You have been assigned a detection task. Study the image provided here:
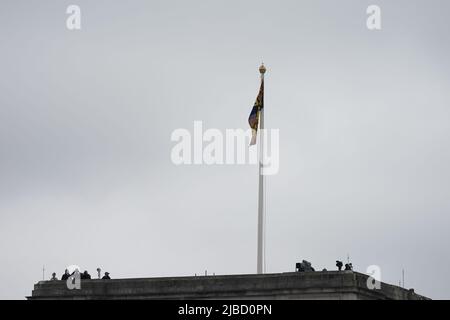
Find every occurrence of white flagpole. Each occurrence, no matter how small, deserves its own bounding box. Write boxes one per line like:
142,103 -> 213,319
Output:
257,64 -> 266,274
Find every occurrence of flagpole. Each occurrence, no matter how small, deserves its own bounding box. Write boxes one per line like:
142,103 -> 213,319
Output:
257,63 -> 266,274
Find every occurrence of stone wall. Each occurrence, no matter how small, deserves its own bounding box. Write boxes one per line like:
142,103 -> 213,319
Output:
28,271 -> 429,300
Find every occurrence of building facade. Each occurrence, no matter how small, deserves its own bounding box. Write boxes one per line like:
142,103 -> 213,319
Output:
28,271 -> 429,300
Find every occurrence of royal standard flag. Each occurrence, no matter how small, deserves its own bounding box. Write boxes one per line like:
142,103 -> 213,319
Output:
248,80 -> 264,145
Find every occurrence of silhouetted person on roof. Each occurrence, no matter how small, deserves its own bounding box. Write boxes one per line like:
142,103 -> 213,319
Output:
344,263 -> 353,271
61,269 -> 70,281
50,272 -> 58,281
336,260 -> 343,271
81,270 -> 91,280
102,272 -> 111,280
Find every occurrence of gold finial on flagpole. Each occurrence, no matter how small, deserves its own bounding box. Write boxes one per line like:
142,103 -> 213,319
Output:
259,63 -> 266,74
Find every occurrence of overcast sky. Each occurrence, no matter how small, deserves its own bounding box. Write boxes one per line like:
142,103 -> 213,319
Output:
1,0 -> 449,299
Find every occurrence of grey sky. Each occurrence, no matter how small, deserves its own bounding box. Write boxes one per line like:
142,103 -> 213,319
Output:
1,0 -> 449,299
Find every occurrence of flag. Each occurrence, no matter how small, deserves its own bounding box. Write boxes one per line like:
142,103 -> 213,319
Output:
248,79 -> 264,145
